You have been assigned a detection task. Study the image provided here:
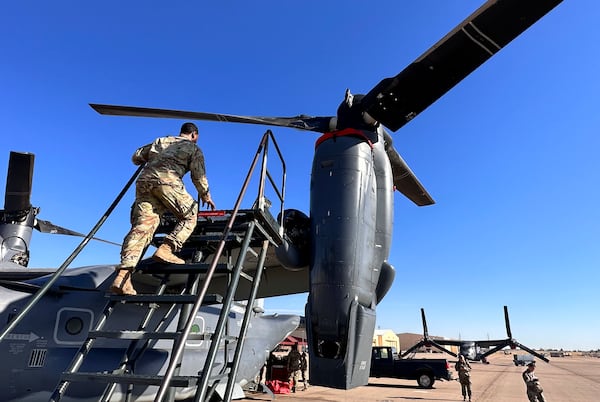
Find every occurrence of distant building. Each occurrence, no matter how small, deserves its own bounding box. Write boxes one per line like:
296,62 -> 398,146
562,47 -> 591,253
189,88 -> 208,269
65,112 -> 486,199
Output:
372,329 -> 399,350
397,333 -> 423,352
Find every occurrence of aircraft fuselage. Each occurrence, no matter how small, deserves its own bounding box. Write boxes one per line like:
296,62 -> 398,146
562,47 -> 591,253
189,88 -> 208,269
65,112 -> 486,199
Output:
0,266 -> 299,401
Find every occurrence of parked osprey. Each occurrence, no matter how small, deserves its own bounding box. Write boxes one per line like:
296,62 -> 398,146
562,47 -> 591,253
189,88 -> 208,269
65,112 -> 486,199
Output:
0,0 -> 563,399
402,307 -> 549,363
90,0 -> 563,390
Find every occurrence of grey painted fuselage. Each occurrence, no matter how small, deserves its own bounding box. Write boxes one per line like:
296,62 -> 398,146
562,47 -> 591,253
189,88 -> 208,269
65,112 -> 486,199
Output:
307,126 -> 395,389
0,265 -> 299,401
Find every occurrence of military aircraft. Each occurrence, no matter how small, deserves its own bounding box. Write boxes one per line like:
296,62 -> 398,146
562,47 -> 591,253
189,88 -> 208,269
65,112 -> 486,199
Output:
89,0 -> 563,390
402,307 -> 549,363
0,151 -> 301,401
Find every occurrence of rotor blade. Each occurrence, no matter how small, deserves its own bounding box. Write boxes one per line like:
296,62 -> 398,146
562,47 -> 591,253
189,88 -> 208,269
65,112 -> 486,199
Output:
361,0 -> 563,132
504,305 -> 513,339
512,341 -> 550,363
400,341 -> 426,358
428,341 -> 458,357
90,103 -> 333,133
383,131 -> 434,206
34,219 -> 121,246
4,151 -> 34,211
421,308 -> 429,338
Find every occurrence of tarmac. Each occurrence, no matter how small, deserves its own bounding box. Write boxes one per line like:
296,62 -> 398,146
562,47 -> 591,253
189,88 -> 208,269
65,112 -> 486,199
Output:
240,352 -> 600,401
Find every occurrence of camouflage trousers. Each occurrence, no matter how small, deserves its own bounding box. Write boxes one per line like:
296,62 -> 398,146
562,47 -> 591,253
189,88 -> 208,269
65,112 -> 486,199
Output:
120,180 -> 198,268
527,391 -> 546,402
458,373 -> 472,398
288,369 -> 302,387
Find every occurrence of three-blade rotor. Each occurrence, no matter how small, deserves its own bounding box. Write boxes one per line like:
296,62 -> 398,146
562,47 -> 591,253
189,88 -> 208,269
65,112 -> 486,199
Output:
89,0 -> 563,208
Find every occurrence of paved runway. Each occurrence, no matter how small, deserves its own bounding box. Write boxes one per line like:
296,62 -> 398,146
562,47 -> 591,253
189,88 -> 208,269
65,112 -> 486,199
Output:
241,353 -> 600,401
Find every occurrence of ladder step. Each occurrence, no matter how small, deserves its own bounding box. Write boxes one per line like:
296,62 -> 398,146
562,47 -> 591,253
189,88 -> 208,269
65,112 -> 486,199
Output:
239,271 -> 253,282
188,232 -> 245,242
89,330 -> 212,340
107,294 -> 223,305
137,262 -> 231,274
61,372 -> 198,387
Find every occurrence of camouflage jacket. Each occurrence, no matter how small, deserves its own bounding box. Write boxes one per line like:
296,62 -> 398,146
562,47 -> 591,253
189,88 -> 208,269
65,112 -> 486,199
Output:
455,359 -> 471,380
522,370 -> 543,393
287,349 -> 302,371
133,136 -> 210,200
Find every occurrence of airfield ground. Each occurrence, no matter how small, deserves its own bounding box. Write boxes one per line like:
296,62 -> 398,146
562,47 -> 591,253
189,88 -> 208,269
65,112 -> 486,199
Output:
240,352 -> 600,401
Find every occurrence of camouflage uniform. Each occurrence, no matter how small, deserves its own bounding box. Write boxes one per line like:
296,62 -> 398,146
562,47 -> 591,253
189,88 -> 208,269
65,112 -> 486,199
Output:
287,347 -> 303,392
523,367 -> 546,402
300,351 -> 308,390
455,356 -> 472,401
120,135 -> 211,268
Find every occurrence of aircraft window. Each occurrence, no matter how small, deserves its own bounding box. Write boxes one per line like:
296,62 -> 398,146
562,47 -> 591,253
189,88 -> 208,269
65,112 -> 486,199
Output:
54,307 -> 93,345
186,317 -> 205,347
65,317 -> 84,335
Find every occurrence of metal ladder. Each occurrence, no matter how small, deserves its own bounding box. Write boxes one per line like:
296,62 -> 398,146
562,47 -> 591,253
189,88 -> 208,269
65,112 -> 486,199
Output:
48,130 -> 287,402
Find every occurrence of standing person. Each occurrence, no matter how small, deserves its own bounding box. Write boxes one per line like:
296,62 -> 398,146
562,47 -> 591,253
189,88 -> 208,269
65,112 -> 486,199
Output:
300,350 -> 308,390
455,354 -> 472,402
523,361 -> 546,402
287,343 -> 302,393
111,122 -> 216,295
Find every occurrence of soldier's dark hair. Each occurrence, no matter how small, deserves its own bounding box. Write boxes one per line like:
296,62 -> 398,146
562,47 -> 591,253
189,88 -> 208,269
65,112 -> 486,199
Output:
180,122 -> 198,135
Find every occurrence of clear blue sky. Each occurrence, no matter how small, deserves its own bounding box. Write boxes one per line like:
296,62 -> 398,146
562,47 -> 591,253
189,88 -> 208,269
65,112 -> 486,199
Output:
1,1 -> 598,351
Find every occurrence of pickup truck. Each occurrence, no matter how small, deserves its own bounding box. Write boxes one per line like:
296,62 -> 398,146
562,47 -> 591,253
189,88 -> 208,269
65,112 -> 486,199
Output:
370,346 -> 453,388
513,354 -> 535,366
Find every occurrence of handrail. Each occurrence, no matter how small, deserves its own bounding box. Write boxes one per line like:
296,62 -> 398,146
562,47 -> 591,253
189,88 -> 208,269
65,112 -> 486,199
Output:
255,130 -> 287,237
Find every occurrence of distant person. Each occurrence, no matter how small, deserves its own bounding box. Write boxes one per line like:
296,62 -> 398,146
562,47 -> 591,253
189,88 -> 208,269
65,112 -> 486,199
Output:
522,361 -> 546,402
300,350 -> 308,390
455,354 -> 472,401
111,122 -> 216,295
287,343 -> 303,393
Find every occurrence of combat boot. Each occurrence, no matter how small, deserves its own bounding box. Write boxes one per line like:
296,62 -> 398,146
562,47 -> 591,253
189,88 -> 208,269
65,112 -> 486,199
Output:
152,243 -> 185,264
110,268 -> 137,295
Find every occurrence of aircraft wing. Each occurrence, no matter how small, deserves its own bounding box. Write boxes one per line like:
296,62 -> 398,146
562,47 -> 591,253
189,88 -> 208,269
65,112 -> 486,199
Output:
475,339 -> 510,349
133,245 -> 310,300
433,338 -> 465,347
209,245 -> 310,300
134,209 -> 311,299
361,0 -> 564,132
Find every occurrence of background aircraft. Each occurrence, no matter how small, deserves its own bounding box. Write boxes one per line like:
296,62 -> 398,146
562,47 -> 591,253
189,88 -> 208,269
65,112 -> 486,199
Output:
402,307 -> 549,363
90,0 -> 563,390
0,151 -> 300,401
0,151 -> 120,270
